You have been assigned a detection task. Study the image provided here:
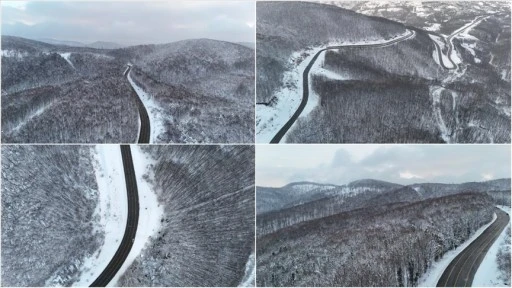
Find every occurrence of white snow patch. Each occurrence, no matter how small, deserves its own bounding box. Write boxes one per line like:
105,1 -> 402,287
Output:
1,49 -> 29,58
238,252 -> 255,287
58,52 -> 75,69
424,23 -> 441,32
108,146 -> 164,286
291,183 -> 337,193
256,29 -> 414,143
127,71 -> 166,144
473,206 -> 510,287
418,212 -> 498,287
430,86 -> 452,143
71,146 -> 128,286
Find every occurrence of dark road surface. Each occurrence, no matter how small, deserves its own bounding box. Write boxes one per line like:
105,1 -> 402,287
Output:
269,30 -> 415,143
125,66 -> 150,143
437,208 -> 510,287
90,145 -> 140,287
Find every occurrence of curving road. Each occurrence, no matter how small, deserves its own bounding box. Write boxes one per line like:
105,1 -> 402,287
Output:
430,15 -> 489,70
270,30 -> 416,143
437,208 -> 510,287
90,145 -> 140,287
125,66 -> 150,143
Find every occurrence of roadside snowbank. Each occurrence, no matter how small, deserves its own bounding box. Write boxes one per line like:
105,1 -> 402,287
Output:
418,212 -> 498,287
109,146 -> 163,286
473,206 -> 511,287
71,146 -> 128,286
238,252 -> 255,287
127,71 -> 166,143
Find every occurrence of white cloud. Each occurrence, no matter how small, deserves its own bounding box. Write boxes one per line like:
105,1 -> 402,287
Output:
1,1 -> 255,45
399,171 -> 424,179
257,145 -> 511,187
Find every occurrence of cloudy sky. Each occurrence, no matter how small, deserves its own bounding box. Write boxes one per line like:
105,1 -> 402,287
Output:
257,145 -> 511,187
1,1 -> 255,45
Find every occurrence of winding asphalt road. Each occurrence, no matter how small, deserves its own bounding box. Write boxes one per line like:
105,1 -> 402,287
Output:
269,30 -> 416,143
430,15 -> 489,70
90,145 -> 140,287
437,208 -> 510,287
125,66 -> 150,143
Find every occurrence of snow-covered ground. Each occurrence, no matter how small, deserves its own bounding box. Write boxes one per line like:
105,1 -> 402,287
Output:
430,86 -> 458,143
418,212 -> 498,287
256,29 -> 414,143
473,206 -> 511,287
127,71 -> 166,143
58,52 -> 75,69
424,23 -> 441,32
429,34 -> 455,69
238,252 -> 255,287
69,146 -> 128,286
1,49 -> 29,58
109,146 -> 163,286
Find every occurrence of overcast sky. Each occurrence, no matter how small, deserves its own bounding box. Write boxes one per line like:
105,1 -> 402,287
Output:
257,145 -> 511,187
1,1 -> 255,45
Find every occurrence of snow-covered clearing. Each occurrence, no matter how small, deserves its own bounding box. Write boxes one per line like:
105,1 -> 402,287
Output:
256,29 -> 414,143
70,146 -> 128,286
58,53 -> 75,69
418,212 -> 498,287
1,49 -> 29,58
430,86 -> 454,143
424,23 -> 441,32
109,146 -> 163,286
238,252 -> 255,287
127,71 -> 166,144
473,206 -> 511,287
461,42 -> 482,63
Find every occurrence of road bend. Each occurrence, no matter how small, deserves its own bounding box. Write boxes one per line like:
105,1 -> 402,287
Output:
125,65 -> 150,143
437,208 -> 510,287
270,29 -> 415,143
90,145 -> 140,287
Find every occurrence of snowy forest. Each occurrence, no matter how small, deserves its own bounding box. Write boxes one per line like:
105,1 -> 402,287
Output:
256,178 -> 511,286
2,145 -> 255,287
117,145 -> 255,286
256,1 -> 511,143
1,145 -> 100,286
1,36 -> 255,143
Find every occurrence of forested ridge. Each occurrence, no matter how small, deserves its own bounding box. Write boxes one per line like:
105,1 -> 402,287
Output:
2,36 -> 254,143
257,178 -> 511,286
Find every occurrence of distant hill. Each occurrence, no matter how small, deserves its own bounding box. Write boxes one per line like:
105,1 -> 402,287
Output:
257,178 -> 511,234
36,38 -> 125,49
87,41 -> 125,49
37,38 -> 86,47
